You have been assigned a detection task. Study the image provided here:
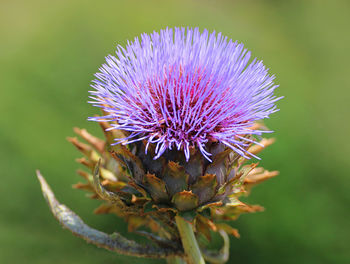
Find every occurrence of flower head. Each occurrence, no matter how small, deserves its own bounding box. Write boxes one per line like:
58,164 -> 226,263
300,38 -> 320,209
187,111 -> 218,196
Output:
89,27 -> 281,161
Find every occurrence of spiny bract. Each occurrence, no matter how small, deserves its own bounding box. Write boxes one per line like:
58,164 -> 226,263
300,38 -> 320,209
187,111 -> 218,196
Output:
70,123 -> 278,243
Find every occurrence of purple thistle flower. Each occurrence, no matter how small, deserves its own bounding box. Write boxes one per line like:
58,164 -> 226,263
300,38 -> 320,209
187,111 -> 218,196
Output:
89,27 -> 281,162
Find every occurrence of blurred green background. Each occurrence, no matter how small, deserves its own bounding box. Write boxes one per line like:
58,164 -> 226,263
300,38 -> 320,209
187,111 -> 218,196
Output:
1,0 -> 349,263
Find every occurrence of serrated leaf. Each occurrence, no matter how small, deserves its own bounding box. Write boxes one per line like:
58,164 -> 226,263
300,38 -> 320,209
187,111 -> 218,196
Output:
37,171 -> 183,258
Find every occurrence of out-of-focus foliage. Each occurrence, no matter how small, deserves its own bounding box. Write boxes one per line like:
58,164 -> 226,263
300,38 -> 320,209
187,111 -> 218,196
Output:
0,0 -> 349,263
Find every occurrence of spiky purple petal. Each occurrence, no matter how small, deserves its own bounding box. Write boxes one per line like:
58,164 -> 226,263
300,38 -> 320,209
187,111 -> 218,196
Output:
89,27 -> 281,161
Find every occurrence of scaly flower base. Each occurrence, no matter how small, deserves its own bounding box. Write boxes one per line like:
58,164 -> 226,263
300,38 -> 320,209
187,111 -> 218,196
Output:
37,125 -> 277,263
37,171 -> 231,263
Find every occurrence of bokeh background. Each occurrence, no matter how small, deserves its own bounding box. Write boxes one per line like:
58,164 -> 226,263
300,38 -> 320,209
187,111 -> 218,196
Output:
1,0 -> 349,263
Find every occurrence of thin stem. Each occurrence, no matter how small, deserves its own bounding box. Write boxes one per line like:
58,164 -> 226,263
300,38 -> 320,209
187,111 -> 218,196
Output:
175,215 -> 205,264
166,256 -> 187,264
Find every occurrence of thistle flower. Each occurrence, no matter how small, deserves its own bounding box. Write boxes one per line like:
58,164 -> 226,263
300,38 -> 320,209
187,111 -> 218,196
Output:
89,27 -> 281,162
37,27 -> 281,264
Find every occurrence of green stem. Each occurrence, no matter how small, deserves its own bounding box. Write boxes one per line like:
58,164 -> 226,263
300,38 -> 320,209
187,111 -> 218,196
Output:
175,215 -> 205,264
166,256 -> 186,264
